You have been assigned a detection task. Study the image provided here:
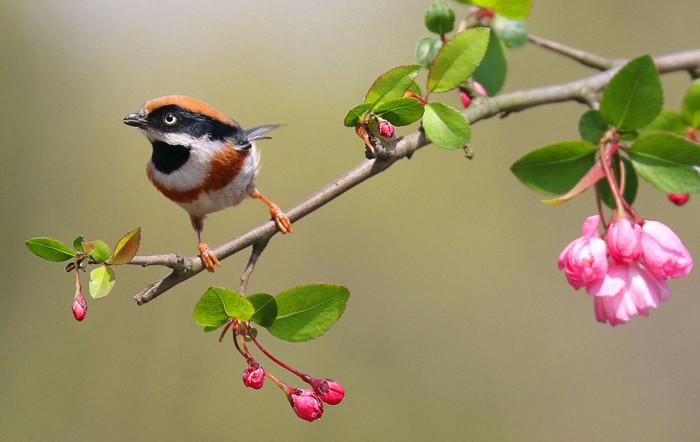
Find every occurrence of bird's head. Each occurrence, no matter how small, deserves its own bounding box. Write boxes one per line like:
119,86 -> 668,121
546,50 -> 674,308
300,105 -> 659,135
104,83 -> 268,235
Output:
123,95 -> 248,148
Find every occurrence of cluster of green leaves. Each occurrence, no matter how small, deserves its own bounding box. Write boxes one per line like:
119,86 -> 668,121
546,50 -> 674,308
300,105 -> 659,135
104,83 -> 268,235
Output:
194,284 -> 350,342
417,0 -> 529,96
25,228 -> 141,298
344,0 -> 533,153
511,56 -> 700,206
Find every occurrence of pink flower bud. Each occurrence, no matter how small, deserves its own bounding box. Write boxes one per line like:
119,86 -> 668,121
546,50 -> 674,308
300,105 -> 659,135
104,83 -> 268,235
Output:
242,363 -> 265,390
289,389 -> 324,422
472,81 -> 488,96
667,193 -> 689,206
378,120 -> 395,138
606,217 -> 642,263
310,378 -> 345,405
459,90 -> 471,108
72,294 -> 87,321
640,221 -> 693,279
558,215 -> 608,289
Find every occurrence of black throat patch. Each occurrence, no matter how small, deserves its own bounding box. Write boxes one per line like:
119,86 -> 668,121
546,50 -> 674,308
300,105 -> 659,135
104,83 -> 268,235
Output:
150,141 -> 191,174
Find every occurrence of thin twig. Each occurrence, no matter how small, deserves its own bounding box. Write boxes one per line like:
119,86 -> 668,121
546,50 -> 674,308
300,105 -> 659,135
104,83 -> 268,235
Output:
528,34 -> 616,70
129,48 -> 700,306
238,239 -> 269,294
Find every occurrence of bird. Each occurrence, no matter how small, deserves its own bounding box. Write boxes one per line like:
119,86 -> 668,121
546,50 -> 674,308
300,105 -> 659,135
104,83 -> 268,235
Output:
123,95 -> 292,272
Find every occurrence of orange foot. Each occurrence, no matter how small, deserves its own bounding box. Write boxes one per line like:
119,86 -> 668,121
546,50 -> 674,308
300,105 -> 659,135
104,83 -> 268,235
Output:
198,242 -> 222,272
269,204 -> 293,234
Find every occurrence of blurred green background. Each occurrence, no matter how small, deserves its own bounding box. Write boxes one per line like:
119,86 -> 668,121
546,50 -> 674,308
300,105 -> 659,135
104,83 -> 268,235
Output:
2,1 -> 699,440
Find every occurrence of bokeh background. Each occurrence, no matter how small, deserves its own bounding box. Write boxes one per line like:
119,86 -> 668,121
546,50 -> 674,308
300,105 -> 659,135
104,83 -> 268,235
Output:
2,1 -> 699,440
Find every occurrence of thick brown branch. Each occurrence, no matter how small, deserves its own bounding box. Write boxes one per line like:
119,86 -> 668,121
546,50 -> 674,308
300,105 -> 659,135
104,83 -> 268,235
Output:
528,34 -> 616,70
130,47 -> 700,305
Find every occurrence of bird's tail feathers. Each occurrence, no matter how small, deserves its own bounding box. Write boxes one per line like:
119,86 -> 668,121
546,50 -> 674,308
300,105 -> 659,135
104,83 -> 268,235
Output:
245,124 -> 283,142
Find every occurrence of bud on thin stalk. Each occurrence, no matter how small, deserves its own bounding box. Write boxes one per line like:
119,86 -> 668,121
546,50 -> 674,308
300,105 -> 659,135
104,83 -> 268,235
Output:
309,377 -> 346,405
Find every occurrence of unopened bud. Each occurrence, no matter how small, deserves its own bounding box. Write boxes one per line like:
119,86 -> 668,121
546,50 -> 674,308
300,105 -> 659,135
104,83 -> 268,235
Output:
459,90 -> 471,108
310,378 -> 345,405
72,294 -> 87,321
378,120 -> 395,138
289,389 -> 324,422
242,363 -> 265,389
472,81 -> 488,96
667,193 -> 689,206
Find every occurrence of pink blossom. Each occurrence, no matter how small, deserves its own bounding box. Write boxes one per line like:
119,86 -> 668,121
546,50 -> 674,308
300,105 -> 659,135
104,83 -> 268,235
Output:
289,389 -> 324,422
378,120 -> 395,138
606,217 -> 642,263
592,261 -> 670,326
310,378 -> 345,405
558,215 -> 608,289
242,363 -> 265,390
640,221 -> 693,279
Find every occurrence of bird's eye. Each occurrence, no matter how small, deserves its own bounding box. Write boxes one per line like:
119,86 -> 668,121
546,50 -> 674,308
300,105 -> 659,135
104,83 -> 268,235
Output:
163,114 -> 178,125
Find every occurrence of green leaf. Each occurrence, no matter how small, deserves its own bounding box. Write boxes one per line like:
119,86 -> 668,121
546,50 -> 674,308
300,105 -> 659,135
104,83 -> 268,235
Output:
473,32 -> 507,95
88,266 -> 116,299
428,27 -> 490,93
416,36 -> 443,69
343,103 -> 372,127
596,156 -> 638,209
511,141 -> 598,195
578,110 -> 609,144
267,284 -> 350,342
639,110 -> 688,137
108,227 -> 141,265
629,133 -> 700,193
600,55 -> 663,130
193,287 -> 255,330
90,240 -> 111,264
248,293 -> 278,327
682,79 -> 700,127
422,102 -> 471,149
472,0 -> 532,20
364,65 -> 422,108
72,235 -> 85,252
373,98 -> 425,126
425,1 -> 455,34
25,237 -> 75,262
492,16 -> 528,48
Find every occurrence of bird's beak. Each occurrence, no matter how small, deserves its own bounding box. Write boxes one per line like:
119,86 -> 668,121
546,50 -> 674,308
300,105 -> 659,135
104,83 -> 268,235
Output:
123,112 -> 148,128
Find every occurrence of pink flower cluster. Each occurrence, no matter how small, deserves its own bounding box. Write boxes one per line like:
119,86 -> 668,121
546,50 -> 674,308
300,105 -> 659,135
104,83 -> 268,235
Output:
559,215 -> 693,326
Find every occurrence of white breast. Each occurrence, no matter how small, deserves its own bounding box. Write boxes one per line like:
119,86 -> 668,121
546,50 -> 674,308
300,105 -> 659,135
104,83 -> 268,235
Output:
178,145 -> 261,218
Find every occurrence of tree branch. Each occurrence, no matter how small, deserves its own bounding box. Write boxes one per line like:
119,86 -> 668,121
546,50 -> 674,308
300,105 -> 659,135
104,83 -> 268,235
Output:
528,34 -> 616,70
129,47 -> 700,306
238,239 -> 269,294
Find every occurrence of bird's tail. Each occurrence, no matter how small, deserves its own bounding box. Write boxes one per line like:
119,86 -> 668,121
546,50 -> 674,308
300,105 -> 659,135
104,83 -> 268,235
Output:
244,124 -> 283,142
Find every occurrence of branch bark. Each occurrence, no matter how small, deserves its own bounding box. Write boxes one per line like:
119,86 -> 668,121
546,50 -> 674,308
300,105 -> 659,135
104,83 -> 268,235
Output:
527,34 -> 616,70
129,47 -> 700,306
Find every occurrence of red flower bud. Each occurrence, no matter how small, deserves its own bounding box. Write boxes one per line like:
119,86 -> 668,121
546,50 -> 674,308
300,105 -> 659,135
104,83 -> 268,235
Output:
289,389 -> 324,422
667,193 -> 689,206
310,378 -> 345,405
242,363 -> 265,389
459,90 -> 471,108
378,120 -> 395,138
72,294 -> 87,321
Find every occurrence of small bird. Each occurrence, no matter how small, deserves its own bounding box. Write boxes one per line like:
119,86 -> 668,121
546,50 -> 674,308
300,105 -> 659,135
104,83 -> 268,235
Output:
123,95 -> 292,272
